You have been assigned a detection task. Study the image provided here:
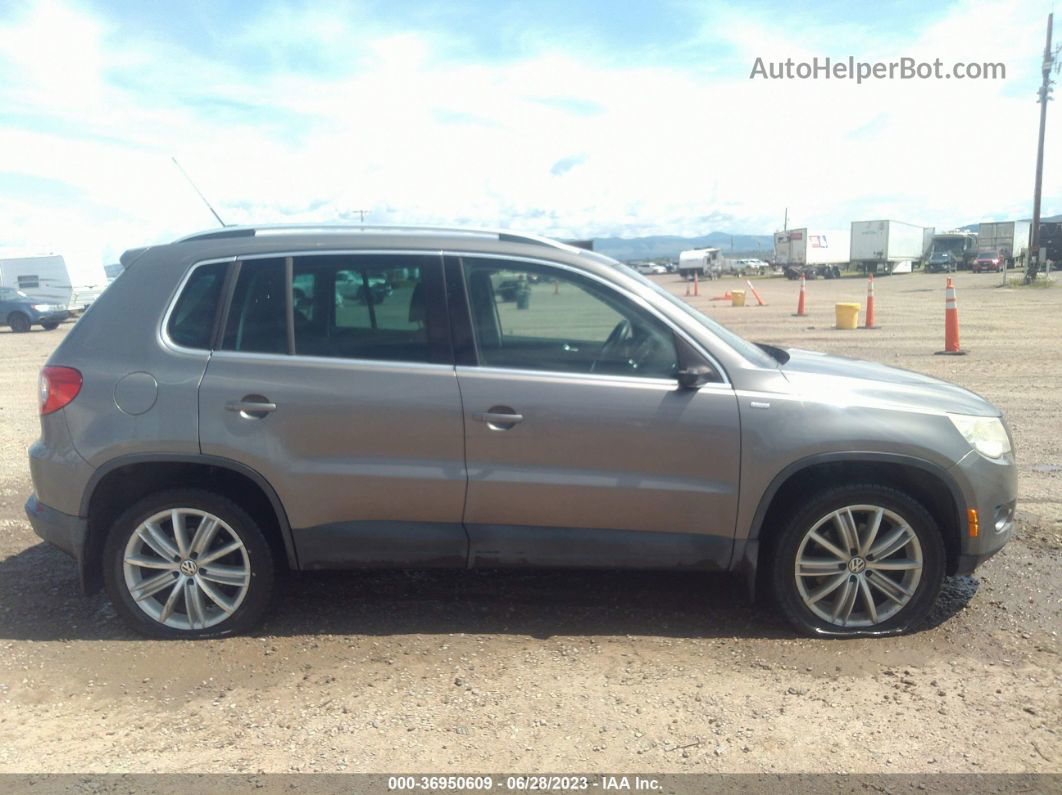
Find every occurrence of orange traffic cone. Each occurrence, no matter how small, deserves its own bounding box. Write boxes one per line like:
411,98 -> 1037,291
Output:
935,277 -> 966,355
745,280 -> 766,306
863,274 -> 879,329
793,275 -> 807,316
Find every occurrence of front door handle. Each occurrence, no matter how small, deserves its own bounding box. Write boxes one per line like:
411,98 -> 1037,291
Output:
474,406 -> 524,430
226,395 -> 277,419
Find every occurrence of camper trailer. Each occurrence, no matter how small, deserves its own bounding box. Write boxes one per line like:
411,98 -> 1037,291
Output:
0,255 -> 72,306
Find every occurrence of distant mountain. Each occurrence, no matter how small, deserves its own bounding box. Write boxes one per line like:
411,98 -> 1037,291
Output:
594,233 -> 773,262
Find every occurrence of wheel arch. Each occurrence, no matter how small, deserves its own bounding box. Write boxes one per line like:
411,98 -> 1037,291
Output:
735,453 -> 966,600
80,454 -> 298,594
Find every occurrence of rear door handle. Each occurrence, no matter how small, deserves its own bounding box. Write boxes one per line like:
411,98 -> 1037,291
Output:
474,406 -> 524,429
226,396 -> 277,418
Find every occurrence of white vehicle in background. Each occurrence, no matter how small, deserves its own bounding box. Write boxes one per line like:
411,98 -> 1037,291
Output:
736,258 -> 770,275
977,220 -> 1032,267
774,228 -> 850,279
850,220 -> 927,275
0,255 -> 72,306
68,262 -> 112,313
634,262 -> 668,275
678,248 -> 723,280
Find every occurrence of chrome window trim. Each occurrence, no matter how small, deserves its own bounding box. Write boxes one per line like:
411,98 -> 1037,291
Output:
160,248 -> 731,386
456,364 -> 735,392
446,250 -> 732,387
161,250 -> 448,364
208,348 -> 457,374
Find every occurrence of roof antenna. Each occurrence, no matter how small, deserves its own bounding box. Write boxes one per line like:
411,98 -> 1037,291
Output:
171,156 -> 226,227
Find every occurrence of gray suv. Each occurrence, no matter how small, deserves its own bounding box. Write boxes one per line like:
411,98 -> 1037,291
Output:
25,226 -> 1016,639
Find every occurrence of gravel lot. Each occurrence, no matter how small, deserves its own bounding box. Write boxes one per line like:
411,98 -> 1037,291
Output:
0,271 -> 1058,774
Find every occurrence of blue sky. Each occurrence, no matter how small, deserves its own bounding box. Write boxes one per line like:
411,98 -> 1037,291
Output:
0,0 -> 1058,266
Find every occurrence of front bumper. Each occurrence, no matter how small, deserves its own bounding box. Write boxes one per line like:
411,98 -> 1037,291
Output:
25,494 -> 90,582
948,449 -> 1018,575
31,310 -> 71,324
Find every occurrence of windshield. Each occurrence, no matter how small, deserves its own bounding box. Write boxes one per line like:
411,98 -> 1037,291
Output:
933,238 -> 964,255
612,261 -> 778,368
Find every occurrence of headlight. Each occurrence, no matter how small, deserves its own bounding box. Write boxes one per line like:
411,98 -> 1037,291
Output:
948,414 -> 1012,459
32,304 -> 50,311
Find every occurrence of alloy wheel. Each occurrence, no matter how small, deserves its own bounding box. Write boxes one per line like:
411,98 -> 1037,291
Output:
794,504 -> 924,628
122,508 -> 251,630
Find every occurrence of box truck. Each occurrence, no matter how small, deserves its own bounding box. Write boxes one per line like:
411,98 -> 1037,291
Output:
0,255 -> 72,306
850,220 -> 927,274
977,220 -> 1032,266
773,228 -> 850,279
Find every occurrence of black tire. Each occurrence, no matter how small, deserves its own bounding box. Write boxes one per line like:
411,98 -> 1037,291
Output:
102,489 -> 276,639
769,484 -> 945,638
41,321 -> 60,330
8,313 -> 30,333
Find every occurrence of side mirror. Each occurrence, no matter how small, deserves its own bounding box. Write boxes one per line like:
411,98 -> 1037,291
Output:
677,365 -> 715,389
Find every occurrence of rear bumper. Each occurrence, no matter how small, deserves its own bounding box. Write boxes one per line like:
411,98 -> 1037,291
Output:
25,494 -> 90,583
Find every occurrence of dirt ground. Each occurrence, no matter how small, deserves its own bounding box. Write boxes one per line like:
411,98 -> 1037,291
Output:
0,270 -> 1059,775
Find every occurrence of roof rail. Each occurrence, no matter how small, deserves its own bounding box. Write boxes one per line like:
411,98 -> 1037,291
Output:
173,224 -> 581,253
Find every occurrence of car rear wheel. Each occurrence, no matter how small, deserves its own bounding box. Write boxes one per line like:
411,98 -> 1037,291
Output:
8,312 -> 30,333
102,489 -> 275,639
770,484 -> 945,637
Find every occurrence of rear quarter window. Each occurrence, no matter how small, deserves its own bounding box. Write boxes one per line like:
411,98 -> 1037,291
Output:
167,262 -> 226,349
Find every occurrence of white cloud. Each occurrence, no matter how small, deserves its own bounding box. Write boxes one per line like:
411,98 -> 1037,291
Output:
0,0 -> 1057,265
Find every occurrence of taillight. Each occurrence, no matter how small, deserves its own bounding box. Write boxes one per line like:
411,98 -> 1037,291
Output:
39,366 -> 82,415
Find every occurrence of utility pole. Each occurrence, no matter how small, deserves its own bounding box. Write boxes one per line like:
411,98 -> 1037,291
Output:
783,208 -> 788,231
352,209 -> 369,223
1027,12 -> 1059,283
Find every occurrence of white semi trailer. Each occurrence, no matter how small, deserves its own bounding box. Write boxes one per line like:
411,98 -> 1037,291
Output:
773,228 -> 850,279
977,220 -> 1032,265
850,220 -> 927,274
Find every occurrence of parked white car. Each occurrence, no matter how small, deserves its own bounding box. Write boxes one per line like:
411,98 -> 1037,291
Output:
737,258 -> 770,275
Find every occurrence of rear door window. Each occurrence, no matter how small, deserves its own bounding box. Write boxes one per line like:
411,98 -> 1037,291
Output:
292,256 -> 439,363
217,254 -> 449,363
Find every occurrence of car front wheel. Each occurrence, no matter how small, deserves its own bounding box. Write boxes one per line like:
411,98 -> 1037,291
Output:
102,489 -> 275,639
770,485 -> 945,637
8,312 -> 31,333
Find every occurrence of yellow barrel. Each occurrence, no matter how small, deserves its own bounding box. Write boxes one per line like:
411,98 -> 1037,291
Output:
835,302 -> 861,329
731,290 -> 746,307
